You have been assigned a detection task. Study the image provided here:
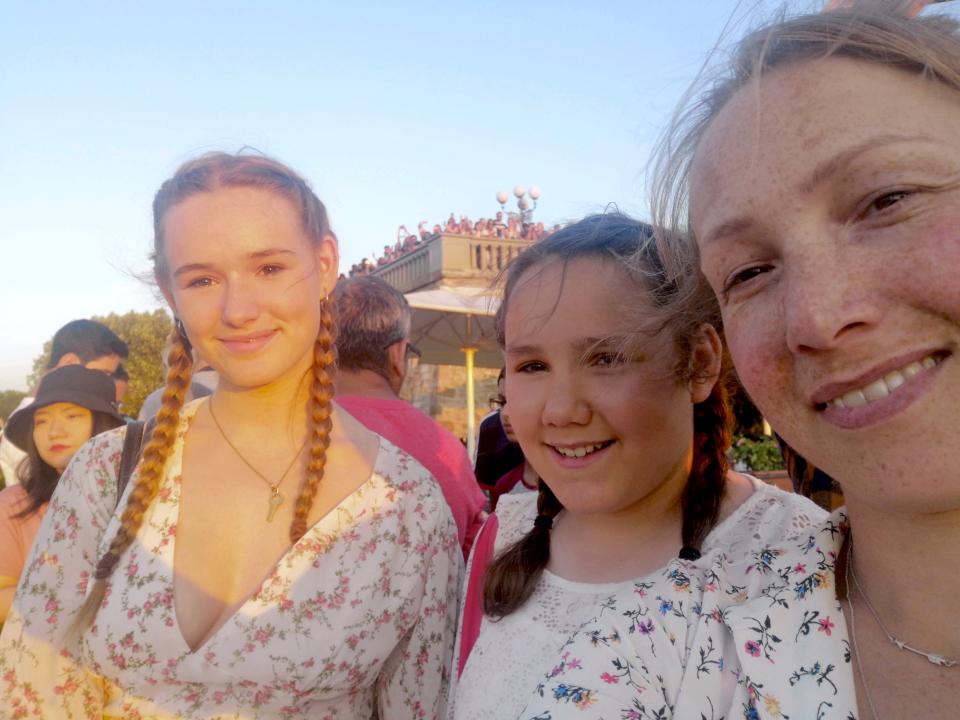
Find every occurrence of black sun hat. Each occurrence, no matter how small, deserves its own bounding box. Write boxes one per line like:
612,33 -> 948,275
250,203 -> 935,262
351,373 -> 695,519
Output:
4,365 -> 123,451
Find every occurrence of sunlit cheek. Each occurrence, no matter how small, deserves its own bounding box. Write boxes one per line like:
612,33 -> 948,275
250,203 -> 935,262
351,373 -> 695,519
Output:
908,212 -> 960,307
724,309 -> 792,406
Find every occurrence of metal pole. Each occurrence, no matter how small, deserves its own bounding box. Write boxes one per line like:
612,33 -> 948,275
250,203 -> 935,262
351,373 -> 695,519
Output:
464,346 -> 477,459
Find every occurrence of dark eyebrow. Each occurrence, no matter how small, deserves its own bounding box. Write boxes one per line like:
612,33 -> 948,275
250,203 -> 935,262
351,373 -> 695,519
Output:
699,134 -> 936,249
505,336 -> 626,359
504,344 -> 539,359
172,248 -> 297,278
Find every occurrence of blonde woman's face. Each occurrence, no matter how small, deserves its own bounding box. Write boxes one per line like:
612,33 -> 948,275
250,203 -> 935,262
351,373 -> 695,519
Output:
160,187 -> 338,392
33,402 -> 94,472
691,57 -> 960,511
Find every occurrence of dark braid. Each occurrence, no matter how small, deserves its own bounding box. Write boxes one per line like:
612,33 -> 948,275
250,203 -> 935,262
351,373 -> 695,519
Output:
483,480 -> 564,619
680,375 -> 732,553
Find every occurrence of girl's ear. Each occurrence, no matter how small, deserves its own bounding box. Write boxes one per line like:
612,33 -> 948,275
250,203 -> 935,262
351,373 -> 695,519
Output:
688,323 -> 723,404
160,286 -> 177,317
313,234 -> 340,293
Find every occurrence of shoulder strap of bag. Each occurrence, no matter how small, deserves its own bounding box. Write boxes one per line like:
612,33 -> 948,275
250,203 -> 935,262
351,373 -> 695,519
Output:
457,512 -> 500,678
115,417 -> 155,510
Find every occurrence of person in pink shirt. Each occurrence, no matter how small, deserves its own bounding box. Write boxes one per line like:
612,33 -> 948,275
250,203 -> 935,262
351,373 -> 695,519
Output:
334,275 -> 486,556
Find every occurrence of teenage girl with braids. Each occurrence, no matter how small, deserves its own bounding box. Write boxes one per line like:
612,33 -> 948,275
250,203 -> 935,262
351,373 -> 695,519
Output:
0,152 -> 460,719
448,213 -> 823,720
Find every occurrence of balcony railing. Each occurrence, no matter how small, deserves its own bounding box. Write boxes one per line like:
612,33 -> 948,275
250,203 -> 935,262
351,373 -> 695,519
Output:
371,233 -> 530,292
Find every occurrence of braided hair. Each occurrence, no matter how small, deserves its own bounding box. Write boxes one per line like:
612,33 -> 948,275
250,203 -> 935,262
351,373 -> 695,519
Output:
72,151 -> 338,633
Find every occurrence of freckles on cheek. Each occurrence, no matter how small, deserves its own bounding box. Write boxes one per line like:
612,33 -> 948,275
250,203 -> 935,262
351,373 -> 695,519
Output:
724,315 -> 790,404
923,213 -> 960,274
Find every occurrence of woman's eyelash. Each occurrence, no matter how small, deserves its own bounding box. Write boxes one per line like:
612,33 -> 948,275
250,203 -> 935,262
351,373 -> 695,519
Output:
723,265 -> 771,293
516,361 -> 546,373
865,189 -> 912,215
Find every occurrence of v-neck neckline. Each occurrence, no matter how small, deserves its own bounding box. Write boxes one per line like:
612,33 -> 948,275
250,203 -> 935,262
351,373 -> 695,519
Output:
161,400 -> 383,656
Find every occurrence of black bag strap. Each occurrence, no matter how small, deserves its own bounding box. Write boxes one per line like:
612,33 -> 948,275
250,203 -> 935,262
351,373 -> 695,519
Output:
116,417 -> 155,510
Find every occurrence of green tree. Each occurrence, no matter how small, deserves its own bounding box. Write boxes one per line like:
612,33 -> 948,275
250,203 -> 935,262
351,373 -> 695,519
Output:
28,310 -> 173,418
0,390 -> 27,422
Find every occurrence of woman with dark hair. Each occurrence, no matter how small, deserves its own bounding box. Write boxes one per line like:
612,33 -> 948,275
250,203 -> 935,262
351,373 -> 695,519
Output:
0,152 -> 460,718
0,365 -> 123,621
449,213 -> 822,719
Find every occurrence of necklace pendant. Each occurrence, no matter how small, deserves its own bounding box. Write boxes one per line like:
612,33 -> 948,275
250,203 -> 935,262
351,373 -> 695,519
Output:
266,486 -> 284,522
928,654 -> 958,668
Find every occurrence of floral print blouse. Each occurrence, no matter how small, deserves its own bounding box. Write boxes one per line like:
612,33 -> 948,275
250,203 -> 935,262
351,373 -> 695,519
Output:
518,510 -> 857,720
0,400 -> 461,719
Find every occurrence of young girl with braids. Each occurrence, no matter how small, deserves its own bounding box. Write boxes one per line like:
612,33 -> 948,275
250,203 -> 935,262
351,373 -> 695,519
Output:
448,213 -> 823,720
0,152 -> 460,719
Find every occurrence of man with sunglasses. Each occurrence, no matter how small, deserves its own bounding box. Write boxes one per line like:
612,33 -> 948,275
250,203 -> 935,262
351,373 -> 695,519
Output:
333,276 -> 486,557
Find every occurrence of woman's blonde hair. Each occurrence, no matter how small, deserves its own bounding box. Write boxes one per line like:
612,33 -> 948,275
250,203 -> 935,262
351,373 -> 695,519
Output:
74,152 -> 338,632
650,1 -> 960,259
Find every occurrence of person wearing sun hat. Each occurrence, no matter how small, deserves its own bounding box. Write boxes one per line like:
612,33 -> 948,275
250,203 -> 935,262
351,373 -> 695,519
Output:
0,365 -> 124,622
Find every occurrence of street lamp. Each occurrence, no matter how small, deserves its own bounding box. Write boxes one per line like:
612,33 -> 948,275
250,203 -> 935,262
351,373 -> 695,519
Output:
497,185 -> 541,224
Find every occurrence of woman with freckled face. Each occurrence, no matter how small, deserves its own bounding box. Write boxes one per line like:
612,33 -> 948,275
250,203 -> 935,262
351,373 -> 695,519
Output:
520,5 -> 960,720
0,152 -> 461,719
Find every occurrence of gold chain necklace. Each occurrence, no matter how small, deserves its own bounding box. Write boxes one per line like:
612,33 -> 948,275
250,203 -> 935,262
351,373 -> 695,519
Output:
207,400 -> 307,522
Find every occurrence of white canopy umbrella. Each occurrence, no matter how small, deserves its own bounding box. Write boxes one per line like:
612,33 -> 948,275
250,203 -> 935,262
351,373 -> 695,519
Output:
405,285 -> 502,457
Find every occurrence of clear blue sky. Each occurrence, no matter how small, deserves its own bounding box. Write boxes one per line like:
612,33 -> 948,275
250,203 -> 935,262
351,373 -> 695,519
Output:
0,0 -> 866,389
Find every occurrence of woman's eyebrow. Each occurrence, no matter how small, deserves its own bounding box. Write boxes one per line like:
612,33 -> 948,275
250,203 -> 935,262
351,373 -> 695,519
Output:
798,133 -> 938,194
173,249 -> 297,277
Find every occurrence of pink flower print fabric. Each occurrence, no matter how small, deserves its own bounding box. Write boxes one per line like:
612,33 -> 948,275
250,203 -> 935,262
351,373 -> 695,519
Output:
0,400 -> 461,719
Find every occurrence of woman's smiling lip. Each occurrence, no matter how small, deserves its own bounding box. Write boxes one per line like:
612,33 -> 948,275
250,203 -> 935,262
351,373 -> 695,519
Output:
218,329 -> 279,353
48,444 -> 71,453
808,347 -> 947,406
817,352 -> 947,430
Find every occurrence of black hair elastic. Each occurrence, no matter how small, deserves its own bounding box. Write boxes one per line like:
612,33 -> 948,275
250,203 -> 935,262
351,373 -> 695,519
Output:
678,546 -> 702,561
533,514 -> 554,530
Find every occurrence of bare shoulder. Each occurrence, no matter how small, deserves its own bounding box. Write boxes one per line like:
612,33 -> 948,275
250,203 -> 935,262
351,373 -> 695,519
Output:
716,470 -> 757,524
329,404 -> 380,467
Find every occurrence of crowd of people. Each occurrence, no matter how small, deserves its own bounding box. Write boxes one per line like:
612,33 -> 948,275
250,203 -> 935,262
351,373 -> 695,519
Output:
346,214 -> 562,278
1,3 -> 958,718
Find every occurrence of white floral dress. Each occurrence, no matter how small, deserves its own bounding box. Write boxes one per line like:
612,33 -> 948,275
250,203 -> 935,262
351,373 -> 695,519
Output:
518,510 -> 856,720
449,478 -> 825,720
0,400 -> 461,719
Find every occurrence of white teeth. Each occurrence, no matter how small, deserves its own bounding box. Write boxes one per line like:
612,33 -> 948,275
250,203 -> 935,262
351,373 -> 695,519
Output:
554,443 -> 605,458
826,354 -> 941,410
842,389 -> 868,407
884,369 -> 905,391
902,362 -> 923,378
861,378 -> 890,403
